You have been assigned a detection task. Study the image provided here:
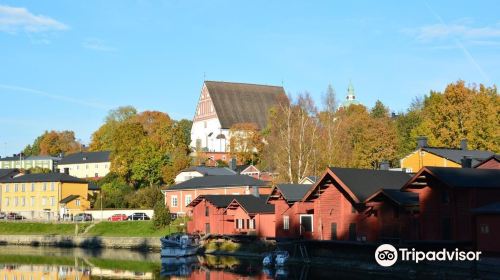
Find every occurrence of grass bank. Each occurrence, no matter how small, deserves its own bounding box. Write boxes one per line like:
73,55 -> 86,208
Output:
0,220 -> 184,237
85,221 -> 179,237
0,221 -> 89,235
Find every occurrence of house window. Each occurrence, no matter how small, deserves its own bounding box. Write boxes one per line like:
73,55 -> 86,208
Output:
5,197 -> 9,206
300,214 -> 313,233
249,219 -> 256,230
75,199 -> 81,206
283,216 -> 290,230
21,197 -> 25,206
14,197 -> 18,206
5,184 -> 9,192
21,184 -> 25,192
442,190 -> 450,204
50,197 -> 55,206
205,206 -> 209,217
236,219 -> 244,229
171,196 -> 178,207
31,183 -> 35,192
50,182 -> 55,191
31,197 -> 35,206
480,224 -> 489,234
41,197 -> 47,206
14,184 -> 18,192
95,164 -> 98,168
185,195 -> 192,206
42,183 -> 47,191
86,164 -> 89,169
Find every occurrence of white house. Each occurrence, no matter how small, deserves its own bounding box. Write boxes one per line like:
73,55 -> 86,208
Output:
58,151 -> 111,179
190,81 -> 286,154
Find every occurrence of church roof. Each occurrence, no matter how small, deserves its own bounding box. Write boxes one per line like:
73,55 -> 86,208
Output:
205,81 -> 286,129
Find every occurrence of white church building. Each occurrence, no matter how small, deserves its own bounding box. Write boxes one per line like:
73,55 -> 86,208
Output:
190,81 -> 286,155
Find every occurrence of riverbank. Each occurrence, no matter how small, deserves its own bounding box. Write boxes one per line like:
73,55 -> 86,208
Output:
0,221 -> 179,237
0,220 -> 185,250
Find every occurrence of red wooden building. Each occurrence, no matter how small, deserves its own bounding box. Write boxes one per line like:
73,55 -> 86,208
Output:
474,154 -> 500,169
302,167 -> 412,241
225,196 -> 275,238
186,195 -> 241,235
162,175 -> 270,216
267,184 -> 314,239
364,189 -> 419,241
186,194 -> 275,238
402,167 -> 500,242
472,202 -> 500,253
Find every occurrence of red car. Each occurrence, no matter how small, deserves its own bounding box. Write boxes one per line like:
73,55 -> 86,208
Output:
108,214 -> 127,221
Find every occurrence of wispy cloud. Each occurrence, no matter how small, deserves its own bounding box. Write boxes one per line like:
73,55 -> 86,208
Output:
413,23 -> 500,42
83,38 -> 116,52
0,84 -> 109,110
0,5 -> 68,34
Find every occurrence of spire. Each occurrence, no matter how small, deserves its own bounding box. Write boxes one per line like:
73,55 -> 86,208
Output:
340,80 -> 360,108
347,81 -> 355,101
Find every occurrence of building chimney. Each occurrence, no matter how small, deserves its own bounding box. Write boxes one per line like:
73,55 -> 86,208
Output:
229,157 -> 237,171
460,139 -> 468,151
417,136 -> 428,149
379,161 -> 390,170
461,156 -> 472,168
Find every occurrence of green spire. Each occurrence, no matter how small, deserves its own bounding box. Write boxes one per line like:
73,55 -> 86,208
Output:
341,81 -> 360,108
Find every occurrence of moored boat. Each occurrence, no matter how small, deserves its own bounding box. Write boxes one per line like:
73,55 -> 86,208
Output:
160,234 -> 199,258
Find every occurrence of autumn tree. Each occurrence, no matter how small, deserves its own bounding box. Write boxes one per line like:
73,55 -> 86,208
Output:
264,92 -> 320,183
23,130 -> 82,157
229,123 -> 263,165
412,80 -> 499,151
89,106 -> 138,151
317,84 -> 338,167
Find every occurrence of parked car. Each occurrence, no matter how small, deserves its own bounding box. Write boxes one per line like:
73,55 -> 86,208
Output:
0,212 -> 6,220
108,214 -> 127,222
6,212 -> 25,220
74,213 -> 93,222
127,213 -> 150,221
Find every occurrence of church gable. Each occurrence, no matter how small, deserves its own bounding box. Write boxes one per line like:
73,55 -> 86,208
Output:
193,83 -> 218,122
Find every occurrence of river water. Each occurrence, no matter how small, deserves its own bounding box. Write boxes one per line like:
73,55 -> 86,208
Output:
0,246 -> 498,279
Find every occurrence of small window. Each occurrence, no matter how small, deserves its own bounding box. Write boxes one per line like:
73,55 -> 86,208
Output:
50,182 -> 55,191
480,224 -> 489,234
283,216 -> 290,230
21,183 -> 25,192
171,196 -> 178,207
42,183 -> 47,191
205,206 -> 210,217
5,184 -> 9,192
185,195 -> 192,206
5,197 -> 9,206
50,197 -> 55,206
21,197 -> 25,206
300,215 -> 313,233
41,197 -> 47,206
75,199 -> 81,206
14,184 -> 18,192
249,219 -> 256,230
95,164 -> 98,168
31,183 -> 35,192
31,197 -> 35,206
14,197 -> 18,206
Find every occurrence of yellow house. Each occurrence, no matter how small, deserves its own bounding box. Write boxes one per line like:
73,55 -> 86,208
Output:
400,137 -> 495,173
0,173 -> 94,220
57,151 -> 111,179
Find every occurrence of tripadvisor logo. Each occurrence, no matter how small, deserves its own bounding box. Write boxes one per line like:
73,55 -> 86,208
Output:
375,244 -> 482,267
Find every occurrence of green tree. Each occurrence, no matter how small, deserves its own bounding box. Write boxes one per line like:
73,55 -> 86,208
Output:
371,100 -> 390,118
153,201 -> 171,229
126,185 -> 164,208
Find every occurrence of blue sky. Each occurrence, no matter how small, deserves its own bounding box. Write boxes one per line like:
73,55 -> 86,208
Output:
1,1 -> 499,156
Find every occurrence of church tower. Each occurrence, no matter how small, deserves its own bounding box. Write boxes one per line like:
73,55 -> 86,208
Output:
341,81 -> 360,108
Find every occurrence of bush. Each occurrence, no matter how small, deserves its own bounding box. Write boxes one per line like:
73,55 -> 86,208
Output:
153,201 -> 171,229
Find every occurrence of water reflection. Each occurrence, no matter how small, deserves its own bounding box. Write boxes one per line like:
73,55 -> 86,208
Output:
0,246 -> 496,279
